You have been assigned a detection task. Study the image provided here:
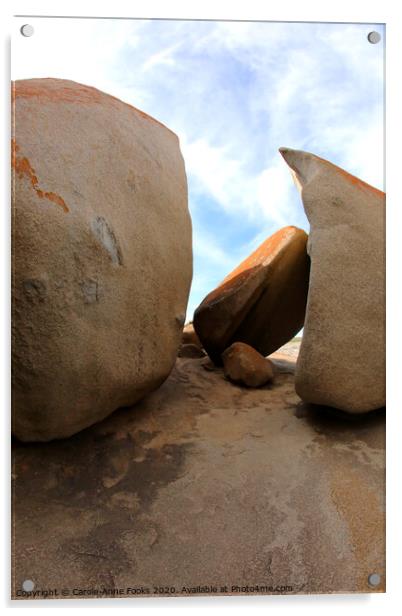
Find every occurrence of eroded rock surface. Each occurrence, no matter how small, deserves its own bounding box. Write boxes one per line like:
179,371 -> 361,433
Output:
11,345 -> 385,598
12,78 -> 192,441
182,323 -> 202,348
280,147 -> 385,413
178,344 -> 206,358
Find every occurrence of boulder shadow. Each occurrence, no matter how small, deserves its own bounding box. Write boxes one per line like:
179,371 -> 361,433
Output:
295,401 -> 385,438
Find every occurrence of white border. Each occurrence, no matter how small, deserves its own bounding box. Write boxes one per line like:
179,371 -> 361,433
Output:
2,1 -> 401,614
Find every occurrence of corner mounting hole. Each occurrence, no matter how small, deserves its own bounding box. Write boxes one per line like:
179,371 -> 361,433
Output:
20,24 -> 34,37
22,579 -> 35,591
367,31 -> 381,44
368,572 -> 381,587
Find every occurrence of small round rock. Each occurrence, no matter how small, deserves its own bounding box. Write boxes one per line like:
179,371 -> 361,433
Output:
222,342 -> 275,388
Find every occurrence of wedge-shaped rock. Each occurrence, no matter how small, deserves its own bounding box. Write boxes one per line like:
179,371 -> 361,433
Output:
193,226 -> 310,363
280,147 -> 385,413
12,78 -> 192,441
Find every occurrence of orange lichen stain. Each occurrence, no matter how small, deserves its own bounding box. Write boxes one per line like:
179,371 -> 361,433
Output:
202,264 -> 262,305
12,78 -> 177,138
201,226 -> 306,305
11,139 -> 69,213
223,226 -> 299,284
315,153 -> 385,199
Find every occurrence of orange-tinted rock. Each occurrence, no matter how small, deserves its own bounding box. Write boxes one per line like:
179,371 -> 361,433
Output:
12,78 -> 192,441
182,322 -> 202,348
280,147 -> 385,413
222,342 -> 275,387
193,226 -> 310,364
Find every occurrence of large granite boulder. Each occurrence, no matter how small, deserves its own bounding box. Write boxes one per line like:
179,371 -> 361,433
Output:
193,226 -> 310,364
12,78 -> 192,441
280,147 -> 385,413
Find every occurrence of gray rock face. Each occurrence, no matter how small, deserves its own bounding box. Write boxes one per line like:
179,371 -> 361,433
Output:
280,147 -> 385,413
12,78 -> 192,441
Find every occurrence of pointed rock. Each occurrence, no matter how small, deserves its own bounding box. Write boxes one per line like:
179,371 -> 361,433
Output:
280,147 -> 385,413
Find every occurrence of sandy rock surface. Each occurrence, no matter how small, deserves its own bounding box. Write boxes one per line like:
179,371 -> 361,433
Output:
193,226 -> 309,364
178,344 -> 206,358
12,343 -> 385,598
280,147 -> 385,413
12,78 -> 192,441
182,323 -> 202,347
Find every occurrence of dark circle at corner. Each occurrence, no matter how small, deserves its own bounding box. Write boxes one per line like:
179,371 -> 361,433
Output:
20,24 -> 34,37
367,31 -> 381,44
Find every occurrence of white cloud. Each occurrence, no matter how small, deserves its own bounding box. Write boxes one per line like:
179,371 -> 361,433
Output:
255,161 -> 301,228
12,18 -> 384,314
141,41 -> 182,72
192,225 -> 236,269
181,137 -> 244,213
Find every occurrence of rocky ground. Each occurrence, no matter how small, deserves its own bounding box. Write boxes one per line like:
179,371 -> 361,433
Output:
12,342 -> 385,599
277,337 -> 302,358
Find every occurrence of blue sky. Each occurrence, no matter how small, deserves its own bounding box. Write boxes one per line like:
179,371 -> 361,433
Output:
13,18 -> 385,319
